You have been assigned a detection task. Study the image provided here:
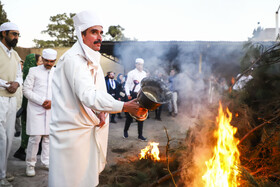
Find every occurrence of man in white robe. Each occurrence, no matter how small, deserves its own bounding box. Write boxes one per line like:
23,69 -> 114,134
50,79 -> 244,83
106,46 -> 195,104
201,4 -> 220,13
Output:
0,22 -> 22,187
49,10 -> 145,187
23,49 -> 57,177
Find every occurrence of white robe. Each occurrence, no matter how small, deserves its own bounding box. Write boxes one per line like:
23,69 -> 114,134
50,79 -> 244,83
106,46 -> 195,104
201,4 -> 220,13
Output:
49,42 -> 124,187
23,65 -> 54,135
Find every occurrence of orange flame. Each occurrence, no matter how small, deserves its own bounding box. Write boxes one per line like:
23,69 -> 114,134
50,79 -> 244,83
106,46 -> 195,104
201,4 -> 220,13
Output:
139,142 -> 160,161
231,77 -> 235,85
202,102 -> 240,187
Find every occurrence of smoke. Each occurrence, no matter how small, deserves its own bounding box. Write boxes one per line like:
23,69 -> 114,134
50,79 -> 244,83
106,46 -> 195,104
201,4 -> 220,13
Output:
114,41 -> 244,118
114,41 -> 246,185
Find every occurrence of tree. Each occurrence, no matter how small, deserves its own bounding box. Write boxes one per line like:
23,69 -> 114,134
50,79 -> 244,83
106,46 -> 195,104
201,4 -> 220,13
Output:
0,1 -> 9,25
33,13 -> 76,48
105,25 -> 132,41
34,12 -> 134,47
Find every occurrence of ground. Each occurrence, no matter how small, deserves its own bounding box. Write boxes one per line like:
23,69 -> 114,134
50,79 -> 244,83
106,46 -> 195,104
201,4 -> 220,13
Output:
7,109 -> 191,187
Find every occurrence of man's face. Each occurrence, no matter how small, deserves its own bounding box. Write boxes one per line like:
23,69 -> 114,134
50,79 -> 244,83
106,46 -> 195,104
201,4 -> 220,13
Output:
42,58 -> 55,70
135,63 -> 143,72
82,25 -> 103,51
3,30 -> 19,48
109,72 -> 115,79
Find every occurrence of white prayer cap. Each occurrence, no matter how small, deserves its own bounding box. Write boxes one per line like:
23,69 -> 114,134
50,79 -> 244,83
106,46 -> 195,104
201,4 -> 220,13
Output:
73,10 -> 103,32
0,22 -> 19,32
135,58 -> 144,64
42,49 -> 57,60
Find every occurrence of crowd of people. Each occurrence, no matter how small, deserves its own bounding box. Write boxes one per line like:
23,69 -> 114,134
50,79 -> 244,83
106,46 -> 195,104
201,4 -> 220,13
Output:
0,9 -> 251,187
0,10 -> 179,187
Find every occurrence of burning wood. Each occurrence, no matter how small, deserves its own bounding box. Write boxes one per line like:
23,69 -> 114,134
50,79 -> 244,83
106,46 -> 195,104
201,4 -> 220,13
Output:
202,102 -> 240,187
139,142 -> 160,161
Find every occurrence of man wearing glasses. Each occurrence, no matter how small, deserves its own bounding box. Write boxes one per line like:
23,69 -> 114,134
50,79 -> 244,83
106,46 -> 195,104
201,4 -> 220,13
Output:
0,22 -> 22,187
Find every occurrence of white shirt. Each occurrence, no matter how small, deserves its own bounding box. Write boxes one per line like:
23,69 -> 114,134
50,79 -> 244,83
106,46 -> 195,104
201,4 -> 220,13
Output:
233,74 -> 253,90
0,41 -> 23,88
125,68 -> 147,96
109,78 -> 116,89
23,65 -> 54,135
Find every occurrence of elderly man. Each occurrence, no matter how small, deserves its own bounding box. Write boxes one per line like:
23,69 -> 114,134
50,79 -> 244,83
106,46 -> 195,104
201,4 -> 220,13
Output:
0,22 -> 22,187
49,10 -> 144,187
23,49 -> 57,177
123,58 -> 147,141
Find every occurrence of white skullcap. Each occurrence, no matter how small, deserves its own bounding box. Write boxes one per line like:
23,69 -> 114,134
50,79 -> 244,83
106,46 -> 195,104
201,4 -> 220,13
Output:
135,58 -> 144,64
72,10 -> 103,66
73,10 -> 103,32
42,49 -> 57,60
0,22 -> 19,32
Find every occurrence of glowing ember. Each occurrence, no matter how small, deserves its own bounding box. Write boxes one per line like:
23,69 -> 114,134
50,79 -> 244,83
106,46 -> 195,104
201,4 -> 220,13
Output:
139,142 -> 160,161
202,102 -> 240,187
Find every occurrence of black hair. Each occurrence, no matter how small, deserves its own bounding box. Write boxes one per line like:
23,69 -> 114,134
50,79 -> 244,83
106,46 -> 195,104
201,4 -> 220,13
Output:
0,31 -> 9,40
35,54 -> 41,63
82,29 -> 88,36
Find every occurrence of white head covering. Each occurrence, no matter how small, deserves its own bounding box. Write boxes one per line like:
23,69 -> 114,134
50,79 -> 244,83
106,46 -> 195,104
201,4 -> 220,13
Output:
135,58 -> 144,64
73,10 -> 103,65
0,22 -> 19,32
42,48 -> 57,60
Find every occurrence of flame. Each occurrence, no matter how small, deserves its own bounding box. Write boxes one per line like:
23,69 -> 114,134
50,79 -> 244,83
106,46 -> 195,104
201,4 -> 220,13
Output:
139,142 -> 160,161
202,102 -> 240,187
231,77 -> 235,85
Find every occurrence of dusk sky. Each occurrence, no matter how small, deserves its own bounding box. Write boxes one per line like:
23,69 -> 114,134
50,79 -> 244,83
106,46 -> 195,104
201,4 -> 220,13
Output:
1,0 -> 280,47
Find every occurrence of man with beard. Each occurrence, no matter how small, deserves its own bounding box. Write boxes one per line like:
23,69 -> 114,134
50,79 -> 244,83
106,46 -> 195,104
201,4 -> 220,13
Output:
0,22 -> 23,187
23,49 -> 57,177
49,10 -> 145,187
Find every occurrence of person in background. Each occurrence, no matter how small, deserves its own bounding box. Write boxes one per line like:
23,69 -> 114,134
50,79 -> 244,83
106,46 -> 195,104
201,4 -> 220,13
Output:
105,71 -> 121,123
23,49 -> 57,177
154,70 -> 165,121
13,53 -> 43,161
49,10 -> 144,187
123,58 -> 147,141
168,69 -> 178,117
232,71 -> 253,91
116,73 -> 126,119
0,22 -> 22,187
14,59 -> 24,137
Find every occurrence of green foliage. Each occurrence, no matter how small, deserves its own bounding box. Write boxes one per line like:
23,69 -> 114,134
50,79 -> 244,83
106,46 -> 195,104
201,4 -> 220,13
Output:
33,13 -> 76,48
240,41 -> 262,71
33,12 -> 134,47
238,41 -> 280,107
0,1 -> 9,25
105,25 -> 131,41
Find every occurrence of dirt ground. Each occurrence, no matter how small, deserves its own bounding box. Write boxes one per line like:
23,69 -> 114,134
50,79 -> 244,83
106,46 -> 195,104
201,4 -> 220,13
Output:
7,109 -> 193,187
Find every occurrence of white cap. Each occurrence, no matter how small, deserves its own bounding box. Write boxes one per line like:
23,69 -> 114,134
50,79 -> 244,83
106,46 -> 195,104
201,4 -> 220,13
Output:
42,49 -> 57,60
73,10 -> 103,32
0,22 -> 19,32
135,58 -> 144,64
72,10 -> 103,65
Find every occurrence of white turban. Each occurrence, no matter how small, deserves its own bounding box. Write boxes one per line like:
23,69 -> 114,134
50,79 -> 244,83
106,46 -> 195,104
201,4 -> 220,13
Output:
73,10 -> 103,32
42,49 -> 57,60
0,22 -> 19,32
135,58 -> 144,64
73,10 -> 103,65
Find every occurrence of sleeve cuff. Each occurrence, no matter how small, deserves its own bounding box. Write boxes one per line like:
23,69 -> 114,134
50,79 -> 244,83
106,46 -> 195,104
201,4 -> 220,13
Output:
111,100 -> 124,112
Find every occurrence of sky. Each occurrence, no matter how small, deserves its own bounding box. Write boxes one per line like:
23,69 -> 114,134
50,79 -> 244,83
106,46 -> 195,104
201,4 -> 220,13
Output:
1,0 -> 280,48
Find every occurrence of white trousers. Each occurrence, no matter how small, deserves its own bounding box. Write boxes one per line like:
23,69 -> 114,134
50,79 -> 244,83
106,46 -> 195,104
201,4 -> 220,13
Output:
0,96 -> 16,179
26,135 -> 49,167
168,92 -> 178,114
